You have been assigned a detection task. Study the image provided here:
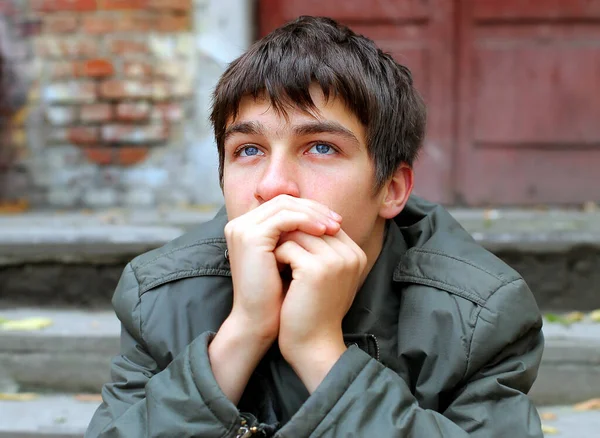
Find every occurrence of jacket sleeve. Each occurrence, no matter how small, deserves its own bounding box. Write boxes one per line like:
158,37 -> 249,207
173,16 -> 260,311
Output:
85,264 -> 243,438
276,279 -> 545,438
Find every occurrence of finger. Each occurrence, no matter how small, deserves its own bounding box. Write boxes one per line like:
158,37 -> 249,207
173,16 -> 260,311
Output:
331,229 -> 368,271
253,195 -> 342,227
281,231 -> 334,256
260,210 -> 334,241
274,240 -> 312,270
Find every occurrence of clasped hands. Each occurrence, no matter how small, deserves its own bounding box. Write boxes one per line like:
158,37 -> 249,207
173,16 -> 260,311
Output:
223,195 -> 368,392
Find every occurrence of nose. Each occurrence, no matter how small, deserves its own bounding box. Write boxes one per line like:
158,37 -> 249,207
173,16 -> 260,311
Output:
255,155 -> 300,203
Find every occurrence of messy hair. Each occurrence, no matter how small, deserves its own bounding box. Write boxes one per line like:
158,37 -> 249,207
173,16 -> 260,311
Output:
210,16 -> 426,191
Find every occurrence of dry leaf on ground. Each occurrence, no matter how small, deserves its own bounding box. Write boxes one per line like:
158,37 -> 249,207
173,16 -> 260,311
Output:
573,398 -> 600,411
0,393 -> 39,401
541,424 -> 559,435
0,317 -> 53,331
589,309 -> 600,322
540,412 -> 557,421
74,394 -> 103,402
564,311 -> 585,323
0,199 -> 29,214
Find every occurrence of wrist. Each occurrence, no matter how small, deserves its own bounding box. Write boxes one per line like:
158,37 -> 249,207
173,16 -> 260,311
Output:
208,317 -> 276,404
281,335 -> 347,393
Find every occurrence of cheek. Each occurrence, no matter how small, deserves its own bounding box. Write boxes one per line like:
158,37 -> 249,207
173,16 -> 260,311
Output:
223,176 -> 256,219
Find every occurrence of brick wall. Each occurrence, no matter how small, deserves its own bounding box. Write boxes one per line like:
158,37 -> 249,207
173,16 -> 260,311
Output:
0,0 -> 214,208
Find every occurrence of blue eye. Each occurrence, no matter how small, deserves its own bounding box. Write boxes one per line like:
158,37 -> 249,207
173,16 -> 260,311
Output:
308,143 -> 335,155
238,146 -> 263,157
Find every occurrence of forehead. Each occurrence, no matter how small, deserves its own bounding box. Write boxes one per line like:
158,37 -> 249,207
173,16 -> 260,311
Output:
226,87 -> 365,138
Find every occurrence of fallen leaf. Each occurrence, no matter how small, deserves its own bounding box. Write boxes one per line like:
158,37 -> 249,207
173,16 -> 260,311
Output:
540,412 -> 557,421
573,398 -> 600,411
544,313 -> 571,326
564,311 -> 585,323
0,317 -> 53,331
590,309 -> 600,322
542,424 -> 559,435
0,199 -> 29,214
0,393 -> 39,401
74,394 -> 103,402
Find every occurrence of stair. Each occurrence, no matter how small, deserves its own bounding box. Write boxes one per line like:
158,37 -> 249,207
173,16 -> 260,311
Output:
1,206 -> 599,310
1,207 -> 600,436
1,308 -> 600,436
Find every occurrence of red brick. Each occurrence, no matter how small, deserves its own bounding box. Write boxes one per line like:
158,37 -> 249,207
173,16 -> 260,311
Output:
81,14 -> 115,34
44,82 -> 96,103
148,0 -> 191,11
117,147 -> 148,166
102,123 -> 167,143
80,103 -> 112,123
76,59 -> 114,78
98,0 -> 147,10
156,14 -> 190,33
116,102 -> 151,121
108,38 -> 148,55
152,103 -> 183,122
114,12 -> 155,32
124,60 -> 153,78
35,37 -> 97,58
47,61 -> 76,79
68,126 -> 99,144
43,14 -> 79,33
84,147 -> 113,165
32,0 -> 96,12
100,80 -> 152,99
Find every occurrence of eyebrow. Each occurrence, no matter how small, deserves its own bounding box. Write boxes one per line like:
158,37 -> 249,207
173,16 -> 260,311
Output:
224,120 -> 361,149
293,121 -> 361,149
223,121 -> 265,142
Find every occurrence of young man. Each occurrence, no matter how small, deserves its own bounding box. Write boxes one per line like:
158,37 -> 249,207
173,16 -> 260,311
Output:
86,16 -> 544,437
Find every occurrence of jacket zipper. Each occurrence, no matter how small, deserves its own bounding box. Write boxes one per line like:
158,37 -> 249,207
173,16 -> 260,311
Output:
367,333 -> 381,361
236,413 -> 266,437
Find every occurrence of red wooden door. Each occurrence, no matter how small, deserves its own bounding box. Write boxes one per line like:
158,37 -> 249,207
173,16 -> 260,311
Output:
259,0 -> 600,205
456,0 -> 600,205
258,0 -> 456,204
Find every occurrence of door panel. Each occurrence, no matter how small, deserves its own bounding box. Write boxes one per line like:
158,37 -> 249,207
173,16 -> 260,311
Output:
259,0 -> 456,203
457,0 -> 600,205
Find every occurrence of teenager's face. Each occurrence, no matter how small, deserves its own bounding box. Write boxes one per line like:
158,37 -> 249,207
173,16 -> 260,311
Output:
222,86 -> 389,255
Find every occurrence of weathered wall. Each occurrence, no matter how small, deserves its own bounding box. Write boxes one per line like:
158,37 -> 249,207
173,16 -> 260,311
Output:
0,0 -> 251,208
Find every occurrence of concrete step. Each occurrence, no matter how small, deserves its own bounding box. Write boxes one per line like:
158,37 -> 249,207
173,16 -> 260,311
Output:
1,207 -> 600,310
1,308 -> 600,405
0,309 -> 118,394
0,394 -> 98,438
0,395 -> 597,438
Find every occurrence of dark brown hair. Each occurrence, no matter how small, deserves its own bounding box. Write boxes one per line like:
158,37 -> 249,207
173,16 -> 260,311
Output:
210,16 -> 426,191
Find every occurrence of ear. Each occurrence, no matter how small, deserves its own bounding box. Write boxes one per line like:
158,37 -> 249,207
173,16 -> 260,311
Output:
379,164 -> 414,219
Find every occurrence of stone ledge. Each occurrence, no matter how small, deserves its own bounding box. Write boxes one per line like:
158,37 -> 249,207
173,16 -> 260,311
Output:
2,207 -> 600,265
0,396 -> 596,438
1,309 -> 599,405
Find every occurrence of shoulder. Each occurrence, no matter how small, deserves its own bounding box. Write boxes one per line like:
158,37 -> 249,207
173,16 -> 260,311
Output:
395,196 -> 526,307
111,208 -> 230,321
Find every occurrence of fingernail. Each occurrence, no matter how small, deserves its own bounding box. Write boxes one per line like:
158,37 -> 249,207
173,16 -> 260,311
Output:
330,211 -> 342,221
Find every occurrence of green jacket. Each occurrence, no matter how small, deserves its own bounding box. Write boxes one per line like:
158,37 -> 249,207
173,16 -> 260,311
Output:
86,196 -> 544,437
